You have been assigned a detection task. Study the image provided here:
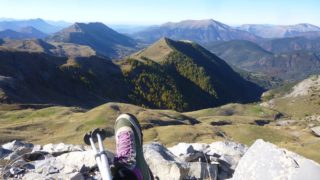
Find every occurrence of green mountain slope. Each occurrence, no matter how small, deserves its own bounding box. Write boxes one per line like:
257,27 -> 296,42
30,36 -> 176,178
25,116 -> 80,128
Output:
206,40 -> 273,67
0,50 -> 129,107
261,75 -> 320,119
124,38 -> 264,111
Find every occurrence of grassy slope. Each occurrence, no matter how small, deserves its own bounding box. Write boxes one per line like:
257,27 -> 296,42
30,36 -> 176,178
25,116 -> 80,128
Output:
0,102 -> 319,163
262,75 -> 320,119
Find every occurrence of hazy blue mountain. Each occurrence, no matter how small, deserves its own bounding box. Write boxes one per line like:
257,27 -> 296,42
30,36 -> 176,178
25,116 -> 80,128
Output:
45,20 -> 72,28
0,18 -> 63,34
133,19 -> 260,44
18,26 -> 47,38
0,29 -> 30,39
0,26 -> 47,39
207,40 -> 320,81
47,22 -> 138,58
238,23 -> 320,38
259,37 -> 320,53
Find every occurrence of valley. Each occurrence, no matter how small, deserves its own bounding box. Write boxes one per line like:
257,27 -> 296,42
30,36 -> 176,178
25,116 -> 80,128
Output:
1,15 -> 320,174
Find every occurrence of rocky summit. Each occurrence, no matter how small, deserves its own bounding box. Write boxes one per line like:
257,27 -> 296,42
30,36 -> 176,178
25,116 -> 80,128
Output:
1,139 -> 319,180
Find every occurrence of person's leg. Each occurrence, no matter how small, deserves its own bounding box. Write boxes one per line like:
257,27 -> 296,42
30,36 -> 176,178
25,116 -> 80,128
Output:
113,113 -> 153,180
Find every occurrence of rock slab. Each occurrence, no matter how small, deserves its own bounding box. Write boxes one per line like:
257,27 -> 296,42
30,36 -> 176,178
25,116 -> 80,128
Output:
232,139 -> 320,180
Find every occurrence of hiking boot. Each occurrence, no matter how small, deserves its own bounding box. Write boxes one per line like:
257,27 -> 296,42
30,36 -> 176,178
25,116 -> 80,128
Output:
113,114 -> 153,180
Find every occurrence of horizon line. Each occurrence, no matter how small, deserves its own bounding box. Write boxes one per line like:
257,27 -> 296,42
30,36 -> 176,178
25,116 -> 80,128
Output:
1,17 -> 320,27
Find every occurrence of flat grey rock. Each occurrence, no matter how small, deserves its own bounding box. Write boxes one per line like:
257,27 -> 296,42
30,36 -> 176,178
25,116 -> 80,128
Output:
42,143 -> 85,154
232,139 -> 320,180
187,162 -> 217,180
311,126 -> 320,137
2,140 -> 319,180
143,142 -> 189,180
2,140 -> 33,151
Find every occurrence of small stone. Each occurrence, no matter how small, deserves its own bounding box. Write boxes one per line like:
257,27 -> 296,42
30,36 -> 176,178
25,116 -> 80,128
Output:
42,143 -> 85,155
48,166 -> 59,174
56,150 -> 97,174
32,145 -> 42,152
4,146 -> 33,161
2,140 -> 33,151
0,146 -> 8,158
187,162 -> 217,180
276,120 -> 296,126
311,126 -> 320,137
10,167 -> 25,175
70,172 -> 85,180
168,143 -> 196,156
33,156 -> 64,175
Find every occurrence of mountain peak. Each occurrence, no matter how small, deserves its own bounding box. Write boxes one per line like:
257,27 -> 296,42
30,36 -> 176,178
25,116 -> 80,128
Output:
131,37 -> 174,62
56,22 -> 121,35
134,19 -> 259,44
73,22 -> 108,28
162,19 -> 229,29
48,22 -> 137,58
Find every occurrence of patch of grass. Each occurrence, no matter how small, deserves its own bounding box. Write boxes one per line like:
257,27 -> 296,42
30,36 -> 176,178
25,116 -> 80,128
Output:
221,124 -> 293,145
272,95 -> 320,119
143,124 -> 224,146
185,103 -> 279,120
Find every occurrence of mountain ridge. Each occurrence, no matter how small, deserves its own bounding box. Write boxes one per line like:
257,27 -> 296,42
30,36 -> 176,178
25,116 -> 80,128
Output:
48,22 -> 138,58
0,18 -> 63,34
0,38 -> 98,57
133,19 -> 260,44
207,40 -> 320,81
238,23 -> 320,38
125,37 -> 264,110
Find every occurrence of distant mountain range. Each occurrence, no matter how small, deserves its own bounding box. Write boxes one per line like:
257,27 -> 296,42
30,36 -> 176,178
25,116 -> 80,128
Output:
47,22 -> 139,58
0,18 -> 66,34
0,26 -> 47,39
207,40 -> 320,81
0,17 -> 319,84
237,24 -> 320,38
0,37 -> 263,111
259,36 -> 320,54
0,39 -> 97,57
132,20 -> 320,47
133,19 -> 260,44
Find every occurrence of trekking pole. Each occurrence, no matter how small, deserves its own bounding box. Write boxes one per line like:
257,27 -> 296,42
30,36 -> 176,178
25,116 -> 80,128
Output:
84,128 -> 112,180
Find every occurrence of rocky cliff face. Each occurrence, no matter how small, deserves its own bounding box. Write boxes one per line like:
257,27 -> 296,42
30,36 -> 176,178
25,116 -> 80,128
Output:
1,139 -> 320,180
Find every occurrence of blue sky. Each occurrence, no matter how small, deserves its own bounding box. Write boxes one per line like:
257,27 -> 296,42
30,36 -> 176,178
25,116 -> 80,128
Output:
0,0 -> 319,25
